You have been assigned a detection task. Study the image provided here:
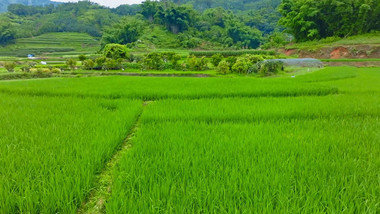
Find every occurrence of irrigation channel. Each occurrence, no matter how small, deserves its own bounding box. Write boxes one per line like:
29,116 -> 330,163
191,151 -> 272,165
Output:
79,101 -> 153,213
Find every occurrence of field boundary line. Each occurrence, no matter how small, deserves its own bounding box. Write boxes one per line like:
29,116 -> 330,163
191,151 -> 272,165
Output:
78,101 -> 152,214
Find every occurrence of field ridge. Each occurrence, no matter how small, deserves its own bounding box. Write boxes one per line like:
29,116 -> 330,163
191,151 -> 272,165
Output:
78,101 -> 152,214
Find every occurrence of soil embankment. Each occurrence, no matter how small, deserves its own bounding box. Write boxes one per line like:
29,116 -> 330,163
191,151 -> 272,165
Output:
281,45 -> 380,59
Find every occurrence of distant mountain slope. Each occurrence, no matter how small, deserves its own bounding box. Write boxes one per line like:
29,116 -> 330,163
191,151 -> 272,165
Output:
0,0 -> 60,13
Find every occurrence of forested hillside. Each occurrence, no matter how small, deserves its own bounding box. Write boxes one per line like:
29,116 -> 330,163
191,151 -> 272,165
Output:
0,0 -> 59,13
0,0 -> 379,50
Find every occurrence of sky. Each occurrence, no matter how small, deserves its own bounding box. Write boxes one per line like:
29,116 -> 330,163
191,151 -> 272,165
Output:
53,0 -> 144,8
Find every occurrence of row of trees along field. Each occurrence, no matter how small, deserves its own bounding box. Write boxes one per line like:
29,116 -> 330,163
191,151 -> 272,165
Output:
0,0 -> 379,47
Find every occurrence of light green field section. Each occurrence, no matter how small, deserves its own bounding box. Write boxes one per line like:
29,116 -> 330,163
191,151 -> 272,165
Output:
0,75 -> 337,99
0,33 -> 100,57
0,66 -> 379,213
0,95 -> 142,213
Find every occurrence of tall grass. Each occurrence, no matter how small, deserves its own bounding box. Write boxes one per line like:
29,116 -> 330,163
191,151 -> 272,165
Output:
0,94 -> 142,213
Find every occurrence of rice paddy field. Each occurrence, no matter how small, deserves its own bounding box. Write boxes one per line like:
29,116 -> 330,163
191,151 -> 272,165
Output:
0,33 -> 100,57
0,66 -> 379,213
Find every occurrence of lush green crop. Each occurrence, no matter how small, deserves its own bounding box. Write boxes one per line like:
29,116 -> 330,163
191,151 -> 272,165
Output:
106,118 -> 380,213
141,95 -> 380,123
0,94 -> 142,213
0,66 -> 379,213
0,76 -> 337,99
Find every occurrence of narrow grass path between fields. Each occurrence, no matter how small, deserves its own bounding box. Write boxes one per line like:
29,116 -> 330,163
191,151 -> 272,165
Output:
78,101 -> 153,214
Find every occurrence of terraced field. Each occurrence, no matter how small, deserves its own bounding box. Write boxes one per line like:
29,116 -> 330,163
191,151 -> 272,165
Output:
0,67 -> 379,213
0,33 -> 100,57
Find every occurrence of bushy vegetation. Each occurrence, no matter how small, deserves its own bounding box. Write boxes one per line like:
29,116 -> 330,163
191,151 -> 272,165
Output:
0,0 -> 283,50
279,0 -> 380,41
190,50 -> 276,57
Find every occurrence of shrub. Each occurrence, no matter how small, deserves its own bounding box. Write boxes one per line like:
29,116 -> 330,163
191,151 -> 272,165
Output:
162,52 -> 181,67
217,61 -> 230,75
95,57 -> 107,69
20,66 -> 30,72
226,56 -> 237,70
41,68 -> 51,73
82,59 -> 95,70
189,50 -> 276,57
66,58 -> 77,70
231,55 -> 265,74
211,54 -> 223,67
121,62 -> 140,70
103,44 -> 130,59
256,61 -> 284,76
4,62 -> 16,72
141,53 -> 165,70
30,68 -> 38,73
186,55 -> 208,71
51,68 -> 61,73
103,58 -> 122,70
78,55 -> 87,61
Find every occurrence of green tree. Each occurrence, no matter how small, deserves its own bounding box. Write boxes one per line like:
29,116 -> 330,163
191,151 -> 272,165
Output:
279,0 -> 380,41
101,17 -> 146,46
66,58 -> 77,70
0,21 -> 15,46
103,44 -> 130,59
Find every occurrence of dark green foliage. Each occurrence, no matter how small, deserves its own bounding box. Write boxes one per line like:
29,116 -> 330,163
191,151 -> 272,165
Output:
154,3 -> 196,34
95,56 -> 107,69
279,0 -> 380,41
2,0 -> 59,13
112,4 -> 141,16
78,54 -> 87,61
103,58 -> 123,70
190,50 -> 276,57
231,54 -> 264,74
0,21 -> 15,46
141,52 -> 165,70
103,44 -> 130,59
101,17 -> 146,46
254,60 -> 284,76
226,21 -> 262,48
211,54 -> 223,67
140,52 -> 182,71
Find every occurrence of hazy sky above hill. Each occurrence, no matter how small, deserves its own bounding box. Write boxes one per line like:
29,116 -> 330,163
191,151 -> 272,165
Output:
53,0 -> 144,8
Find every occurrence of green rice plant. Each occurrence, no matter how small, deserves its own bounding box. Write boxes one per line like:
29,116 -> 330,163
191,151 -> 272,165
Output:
316,67 -> 380,94
106,118 -> 380,213
0,76 -> 337,100
295,67 -> 358,82
141,95 -> 380,123
0,94 -> 142,213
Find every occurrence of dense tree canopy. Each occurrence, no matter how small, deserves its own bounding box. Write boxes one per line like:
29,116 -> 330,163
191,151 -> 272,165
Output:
279,0 -> 380,41
0,18 -> 15,46
1,0 -> 378,49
